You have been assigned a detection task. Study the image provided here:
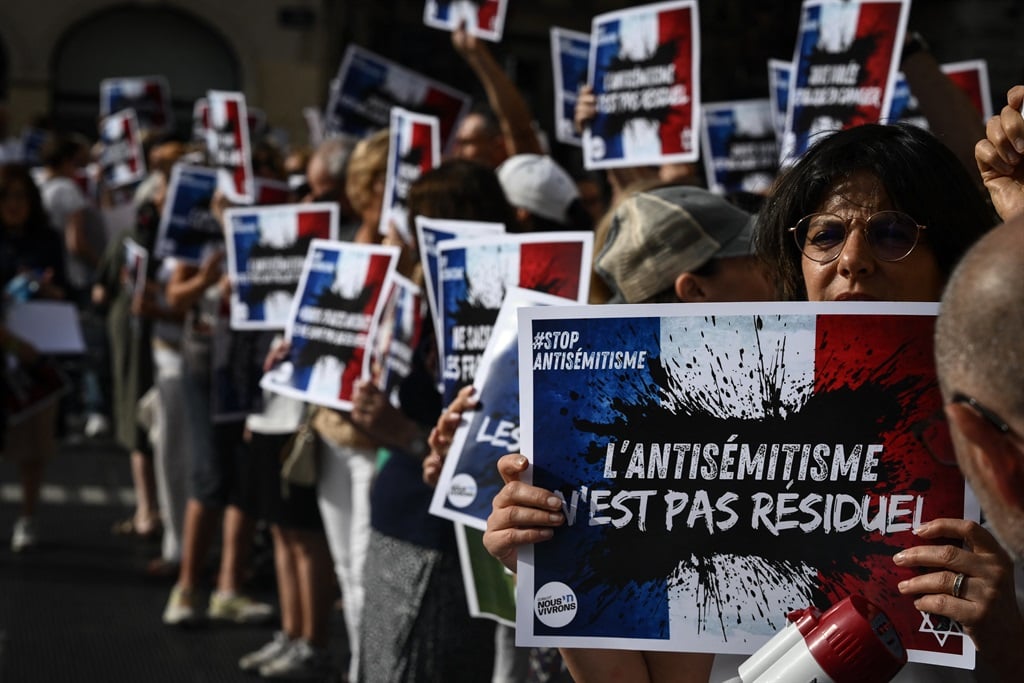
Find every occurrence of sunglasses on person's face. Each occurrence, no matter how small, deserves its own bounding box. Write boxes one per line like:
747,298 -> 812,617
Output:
789,210 -> 926,263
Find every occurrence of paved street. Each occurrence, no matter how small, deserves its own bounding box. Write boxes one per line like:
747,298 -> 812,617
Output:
0,437 -> 347,682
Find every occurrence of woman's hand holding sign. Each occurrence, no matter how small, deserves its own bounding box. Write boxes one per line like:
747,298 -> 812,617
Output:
483,453 -> 565,573
423,385 -> 478,487
893,518 -> 1024,679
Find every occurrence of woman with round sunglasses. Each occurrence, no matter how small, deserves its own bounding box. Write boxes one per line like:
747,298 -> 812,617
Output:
755,122 -> 1022,682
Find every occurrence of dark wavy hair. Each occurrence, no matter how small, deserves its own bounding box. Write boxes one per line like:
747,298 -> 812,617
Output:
755,124 -> 996,300
0,163 -> 50,230
405,158 -> 517,234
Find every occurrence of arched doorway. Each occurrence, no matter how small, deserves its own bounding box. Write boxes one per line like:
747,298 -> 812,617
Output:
51,6 -> 240,140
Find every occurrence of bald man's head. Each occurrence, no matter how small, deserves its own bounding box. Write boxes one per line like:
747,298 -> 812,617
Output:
936,218 -> 1024,416
935,216 -> 1024,559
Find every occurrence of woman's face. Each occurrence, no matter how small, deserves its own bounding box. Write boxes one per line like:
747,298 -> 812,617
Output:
0,180 -> 32,228
800,171 -> 944,302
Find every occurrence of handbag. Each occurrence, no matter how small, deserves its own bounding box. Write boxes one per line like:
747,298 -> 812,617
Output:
279,412 -> 318,492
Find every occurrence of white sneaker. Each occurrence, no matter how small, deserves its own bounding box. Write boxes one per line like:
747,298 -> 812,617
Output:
11,516 -> 36,552
84,413 -> 111,438
258,639 -> 335,680
207,590 -> 275,624
162,584 -> 200,626
239,631 -> 294,672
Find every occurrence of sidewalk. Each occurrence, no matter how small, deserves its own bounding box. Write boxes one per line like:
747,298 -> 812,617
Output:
0,437 -> 347,682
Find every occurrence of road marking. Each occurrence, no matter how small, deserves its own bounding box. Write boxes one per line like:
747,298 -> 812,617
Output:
1,483 -> 137,506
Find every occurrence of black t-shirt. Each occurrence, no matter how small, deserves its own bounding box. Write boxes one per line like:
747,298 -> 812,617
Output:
370,317 -> 456,551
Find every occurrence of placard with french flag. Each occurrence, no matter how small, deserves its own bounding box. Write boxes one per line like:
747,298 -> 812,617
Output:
193,98 -> 268,145
550,27 -> 591,147
223,203 -> 340,331
205,90 -> 255,205
324,46 -> 471,151
781,0 -> 910,165
437,231 -> 592,405
942,59 -> 993,122
155,163 -> 220,264
380,108 -> 440,240
887,59 -> 992,130
260,240 -> 400,412
767,59 -> 792,149
100,76 -> 174,134
515,301 -> 977,670
364,273 -> 425,396
423,0 -> 508,42
584,0 -> 701,169
430,287 -> 576,531
415,216 -> 506,349
699,99 -> 778,196
123,237 -> 149,306
99,109 -> 146,188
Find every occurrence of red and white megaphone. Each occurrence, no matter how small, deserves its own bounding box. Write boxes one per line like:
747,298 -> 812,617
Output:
725,595 -> 907,683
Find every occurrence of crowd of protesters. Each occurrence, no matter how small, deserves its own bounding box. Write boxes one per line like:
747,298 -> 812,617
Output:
1,12 -> 1024,683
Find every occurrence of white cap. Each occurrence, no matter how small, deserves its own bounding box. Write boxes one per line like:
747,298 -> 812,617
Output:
496,154 -> 579,225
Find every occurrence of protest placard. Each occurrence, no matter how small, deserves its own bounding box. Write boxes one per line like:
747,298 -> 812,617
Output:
380,108 -> 440,240
941,59 -> 993,121
205,90 -> 255,204
699,99 -> 778,196
223,203 -> 340,330
885,72 -> 927,128
260,240 -> 400,412
415,216 -> 505,347
887,59 -> 992,131
431,287 -> 576,531
550,27 -> 591,146
364,273 -> 424,397
99,76 -> 174,134
323,45 -> 471,150
456,524 -> 517,626
515,301 -> 977,670
193,97 -> 270,146
4,301 -> 85,356
423,0 -> 508,42
584,0 -> 701,169
154,163 -> 220,264
98,109 -> 146,188
780,0 -> 910,165
438,231 -> 592,404
123,237 -> 149,307
767,59 -> 792,150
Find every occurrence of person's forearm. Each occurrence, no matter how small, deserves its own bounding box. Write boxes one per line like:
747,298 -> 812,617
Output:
466,46 -> 543,156
165,269 -> 209,312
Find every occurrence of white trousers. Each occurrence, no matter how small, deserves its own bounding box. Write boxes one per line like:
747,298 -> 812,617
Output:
151,345 -> 188,563
315,437 -> 375,683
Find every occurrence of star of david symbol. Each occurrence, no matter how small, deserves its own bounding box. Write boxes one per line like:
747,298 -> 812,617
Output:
918,611 -> 965,647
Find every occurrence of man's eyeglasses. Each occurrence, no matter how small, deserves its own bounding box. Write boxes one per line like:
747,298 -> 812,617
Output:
789,210 -> 926,263
952,393 -> 1012,435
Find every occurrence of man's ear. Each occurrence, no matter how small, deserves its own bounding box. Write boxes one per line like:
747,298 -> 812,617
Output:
946,402 -> 1024,509
514,206 -> 531,227
675,272 -> 707,303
